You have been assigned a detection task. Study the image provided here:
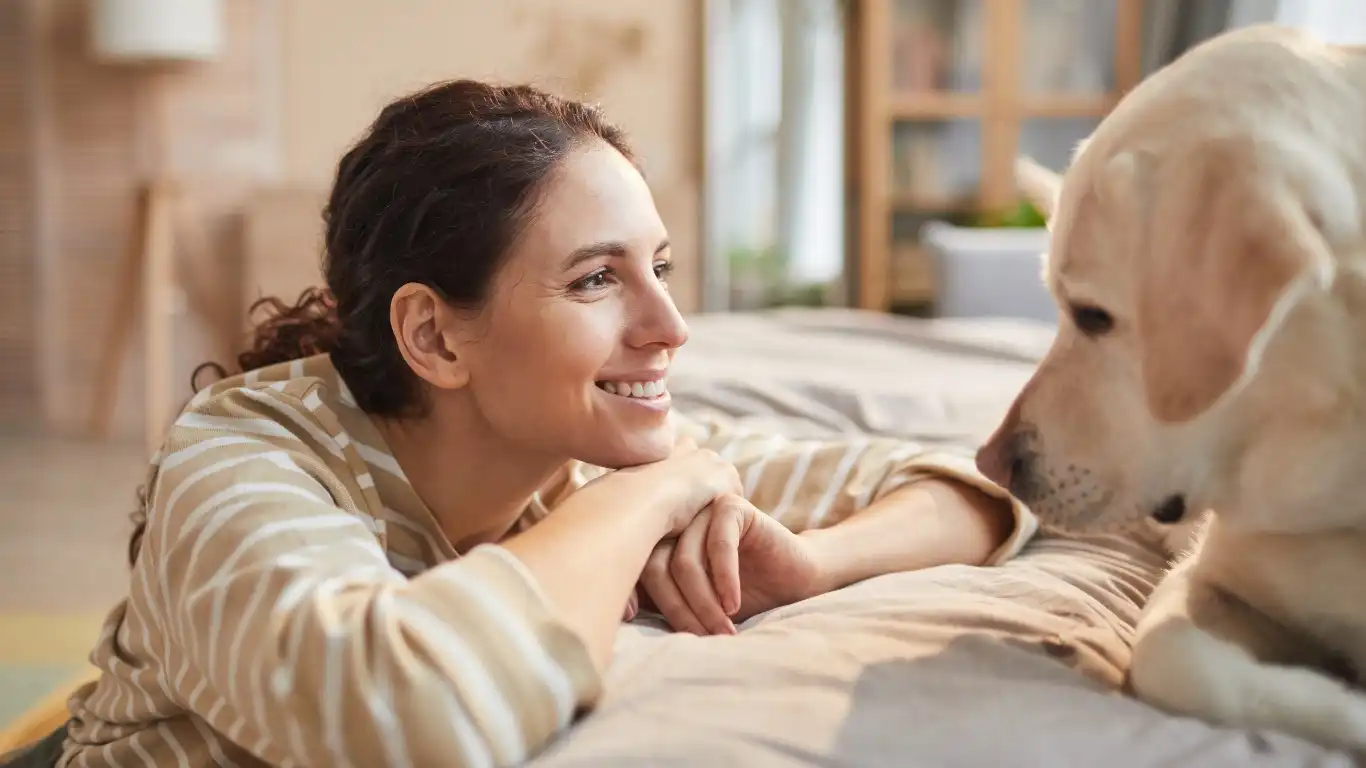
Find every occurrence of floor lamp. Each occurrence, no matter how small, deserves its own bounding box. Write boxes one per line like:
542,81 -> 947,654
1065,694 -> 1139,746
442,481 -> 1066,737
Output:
84,0 -> 222,454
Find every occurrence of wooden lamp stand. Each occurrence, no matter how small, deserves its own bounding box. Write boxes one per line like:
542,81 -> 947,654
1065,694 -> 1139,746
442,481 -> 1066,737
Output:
82,0 -> 222,454
87,173 -> 179,454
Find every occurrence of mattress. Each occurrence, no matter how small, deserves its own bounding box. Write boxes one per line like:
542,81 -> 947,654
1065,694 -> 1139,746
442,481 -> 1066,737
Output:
526,308 -> 1348,767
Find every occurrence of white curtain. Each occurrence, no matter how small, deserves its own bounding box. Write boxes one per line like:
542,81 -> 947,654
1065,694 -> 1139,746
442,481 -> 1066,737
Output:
1228,0 -> 1366,43
776,0 -> 844,288
702,0 -> 845,311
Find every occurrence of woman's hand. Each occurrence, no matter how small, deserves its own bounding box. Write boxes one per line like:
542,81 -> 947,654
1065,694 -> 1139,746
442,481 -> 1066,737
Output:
634,494 -> 821,634
586,438 -> 743,539
500,440 -> 741,672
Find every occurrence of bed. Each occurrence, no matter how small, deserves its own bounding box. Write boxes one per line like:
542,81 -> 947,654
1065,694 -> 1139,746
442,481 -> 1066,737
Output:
526,308 -> 1350,767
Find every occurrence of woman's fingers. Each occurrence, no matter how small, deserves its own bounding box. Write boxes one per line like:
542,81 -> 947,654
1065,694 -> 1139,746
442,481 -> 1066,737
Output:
623,588 -> 639,622
671,510 -> 736,635
641,543 -> 708,635
706,498 -> 747,616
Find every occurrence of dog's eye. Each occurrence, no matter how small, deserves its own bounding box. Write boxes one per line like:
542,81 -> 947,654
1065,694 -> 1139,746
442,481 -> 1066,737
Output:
1070,304 -> 1114,336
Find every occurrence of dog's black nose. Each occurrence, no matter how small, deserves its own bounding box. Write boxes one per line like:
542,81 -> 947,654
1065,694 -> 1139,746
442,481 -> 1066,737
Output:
1152,495 -> 1186,524
979,422 -> 1048,505
1005,454 -> 1028,498
976,431 -> 1015,489
977,401 -> 1024,489
1006,451 -> 1046,504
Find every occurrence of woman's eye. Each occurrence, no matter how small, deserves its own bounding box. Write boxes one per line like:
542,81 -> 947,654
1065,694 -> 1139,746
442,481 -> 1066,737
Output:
572,269 -> 612,292
571,262 -> 672,293
1070,303 -> 1115,337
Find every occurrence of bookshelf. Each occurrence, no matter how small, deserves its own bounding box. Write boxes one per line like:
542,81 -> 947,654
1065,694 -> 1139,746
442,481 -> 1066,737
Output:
846,0 -> 1145,312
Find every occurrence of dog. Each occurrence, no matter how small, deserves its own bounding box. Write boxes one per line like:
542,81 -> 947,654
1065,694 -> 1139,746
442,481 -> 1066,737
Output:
975,24 -> 1366,753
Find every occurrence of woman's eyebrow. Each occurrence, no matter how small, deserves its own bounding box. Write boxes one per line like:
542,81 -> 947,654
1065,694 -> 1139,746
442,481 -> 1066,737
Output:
561,241 -> 627,271
561,238 -> 670,270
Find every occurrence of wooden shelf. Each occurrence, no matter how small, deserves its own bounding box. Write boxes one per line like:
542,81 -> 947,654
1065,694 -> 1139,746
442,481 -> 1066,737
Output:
890,93 -> 984,119
1021,94 -> 1118,118
892,94 -> 1117,121
890,242 -> 935,304
889,192 -> 972,213
849,0 -> 1146,312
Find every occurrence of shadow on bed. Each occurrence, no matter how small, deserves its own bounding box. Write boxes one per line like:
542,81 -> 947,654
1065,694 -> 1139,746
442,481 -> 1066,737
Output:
528,536 -> 1351,768
828,634 -> 1342,767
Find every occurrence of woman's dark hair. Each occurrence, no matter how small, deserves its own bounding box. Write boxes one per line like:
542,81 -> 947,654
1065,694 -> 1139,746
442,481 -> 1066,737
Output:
129,80 -> 636,565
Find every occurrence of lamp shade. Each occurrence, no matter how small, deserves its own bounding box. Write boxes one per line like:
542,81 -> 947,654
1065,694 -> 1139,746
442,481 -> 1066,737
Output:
89,0 -> 223,63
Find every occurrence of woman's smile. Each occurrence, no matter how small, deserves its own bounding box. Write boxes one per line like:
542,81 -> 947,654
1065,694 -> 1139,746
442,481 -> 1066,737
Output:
595,372 -> 671,413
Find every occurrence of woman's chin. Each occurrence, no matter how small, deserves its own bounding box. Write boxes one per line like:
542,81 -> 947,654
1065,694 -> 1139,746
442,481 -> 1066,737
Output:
580,427 -> 676,469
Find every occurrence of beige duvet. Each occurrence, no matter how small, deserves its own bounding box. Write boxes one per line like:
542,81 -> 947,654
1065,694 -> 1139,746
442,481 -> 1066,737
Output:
527,309 -> 1350,767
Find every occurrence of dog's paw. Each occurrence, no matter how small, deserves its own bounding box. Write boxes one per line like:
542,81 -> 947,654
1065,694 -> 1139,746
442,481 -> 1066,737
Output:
1311,692 -> 1366,753
1131,616 -> 1366,753
1249,667 -> 1366,753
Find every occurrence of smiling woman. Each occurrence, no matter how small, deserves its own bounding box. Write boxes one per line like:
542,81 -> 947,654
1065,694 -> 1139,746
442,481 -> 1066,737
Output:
19,79 -> 1037,768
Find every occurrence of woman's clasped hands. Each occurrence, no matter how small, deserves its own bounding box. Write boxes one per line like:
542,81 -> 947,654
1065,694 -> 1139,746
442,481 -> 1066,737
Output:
621,439 -> 824,635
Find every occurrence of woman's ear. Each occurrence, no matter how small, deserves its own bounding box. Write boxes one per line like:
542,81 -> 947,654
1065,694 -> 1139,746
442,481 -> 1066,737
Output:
1014,155 -> 1062,222
390,283 -> 471,391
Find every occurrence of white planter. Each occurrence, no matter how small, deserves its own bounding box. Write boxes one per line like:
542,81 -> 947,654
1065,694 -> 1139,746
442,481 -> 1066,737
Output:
919,221 -> 1057,324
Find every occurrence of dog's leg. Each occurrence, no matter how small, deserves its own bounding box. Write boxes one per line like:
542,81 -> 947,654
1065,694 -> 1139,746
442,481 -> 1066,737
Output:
1130,566 -> 1366,752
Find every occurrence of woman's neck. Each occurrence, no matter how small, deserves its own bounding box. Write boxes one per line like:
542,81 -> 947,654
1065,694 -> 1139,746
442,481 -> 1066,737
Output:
373,398 -> 565,554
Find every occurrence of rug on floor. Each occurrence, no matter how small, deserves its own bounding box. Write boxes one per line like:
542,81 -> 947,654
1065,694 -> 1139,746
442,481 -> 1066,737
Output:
0,614 -> 104,730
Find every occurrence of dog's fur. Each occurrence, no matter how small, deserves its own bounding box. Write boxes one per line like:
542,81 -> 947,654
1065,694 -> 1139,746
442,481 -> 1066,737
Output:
975,24 -> 1366,751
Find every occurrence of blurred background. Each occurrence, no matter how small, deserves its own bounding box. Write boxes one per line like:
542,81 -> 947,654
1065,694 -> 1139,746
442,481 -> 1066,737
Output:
0,0 -> 1356,736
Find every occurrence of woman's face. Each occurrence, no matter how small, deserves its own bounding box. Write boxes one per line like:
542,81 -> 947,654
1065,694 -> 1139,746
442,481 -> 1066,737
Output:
457,140 -> 687,469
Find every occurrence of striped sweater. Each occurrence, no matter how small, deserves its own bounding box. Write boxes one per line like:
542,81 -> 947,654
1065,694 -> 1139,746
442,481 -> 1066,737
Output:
59,353 -> 1035,768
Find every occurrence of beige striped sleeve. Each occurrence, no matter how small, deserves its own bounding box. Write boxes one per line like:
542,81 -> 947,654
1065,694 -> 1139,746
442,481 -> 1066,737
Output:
137,386 -> 599,767
675,413 -> 1037,565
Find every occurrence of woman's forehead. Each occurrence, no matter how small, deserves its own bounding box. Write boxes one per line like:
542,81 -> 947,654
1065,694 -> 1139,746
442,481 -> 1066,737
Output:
518,144 -> 665,255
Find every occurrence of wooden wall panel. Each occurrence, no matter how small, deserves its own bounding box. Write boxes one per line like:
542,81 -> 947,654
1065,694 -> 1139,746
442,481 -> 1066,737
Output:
0,0 -> 38,428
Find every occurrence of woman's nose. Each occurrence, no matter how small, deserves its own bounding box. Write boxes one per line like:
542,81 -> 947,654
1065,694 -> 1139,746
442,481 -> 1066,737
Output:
631,280 -> 688,350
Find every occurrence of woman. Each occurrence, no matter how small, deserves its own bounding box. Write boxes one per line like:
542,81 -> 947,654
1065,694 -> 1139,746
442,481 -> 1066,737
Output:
53,80 -> 1034,768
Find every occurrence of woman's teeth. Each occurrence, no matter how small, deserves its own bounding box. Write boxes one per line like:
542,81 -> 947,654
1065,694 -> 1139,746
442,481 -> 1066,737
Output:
597,380 -> 667,398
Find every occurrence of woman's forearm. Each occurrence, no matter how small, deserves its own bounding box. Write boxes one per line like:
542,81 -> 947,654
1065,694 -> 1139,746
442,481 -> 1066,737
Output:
499,497 -> 668,673
800,478 -> 1015,595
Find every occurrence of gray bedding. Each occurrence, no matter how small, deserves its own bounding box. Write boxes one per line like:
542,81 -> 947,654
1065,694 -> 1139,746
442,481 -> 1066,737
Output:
528,308 -> 1349,767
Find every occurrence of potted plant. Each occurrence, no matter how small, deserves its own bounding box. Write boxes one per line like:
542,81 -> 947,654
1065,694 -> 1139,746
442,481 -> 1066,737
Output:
918,196 -> 1057,323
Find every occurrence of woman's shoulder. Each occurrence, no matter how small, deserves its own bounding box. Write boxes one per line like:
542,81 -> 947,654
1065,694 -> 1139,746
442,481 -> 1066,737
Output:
187,353 -> 341,410
140,352 -> 390,554
156,352 -> 367,490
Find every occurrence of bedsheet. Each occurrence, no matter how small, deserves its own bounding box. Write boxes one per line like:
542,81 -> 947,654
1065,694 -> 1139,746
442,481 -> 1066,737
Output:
528,308 -> 1347,767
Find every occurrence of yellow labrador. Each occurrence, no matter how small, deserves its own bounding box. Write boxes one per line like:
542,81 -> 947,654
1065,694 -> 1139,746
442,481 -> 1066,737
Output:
976,24 -> 1366,752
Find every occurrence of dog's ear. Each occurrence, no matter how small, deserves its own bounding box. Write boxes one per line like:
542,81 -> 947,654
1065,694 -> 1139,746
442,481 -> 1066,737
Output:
1015,156 -> 1061,222
1136,140 -> 1335,422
